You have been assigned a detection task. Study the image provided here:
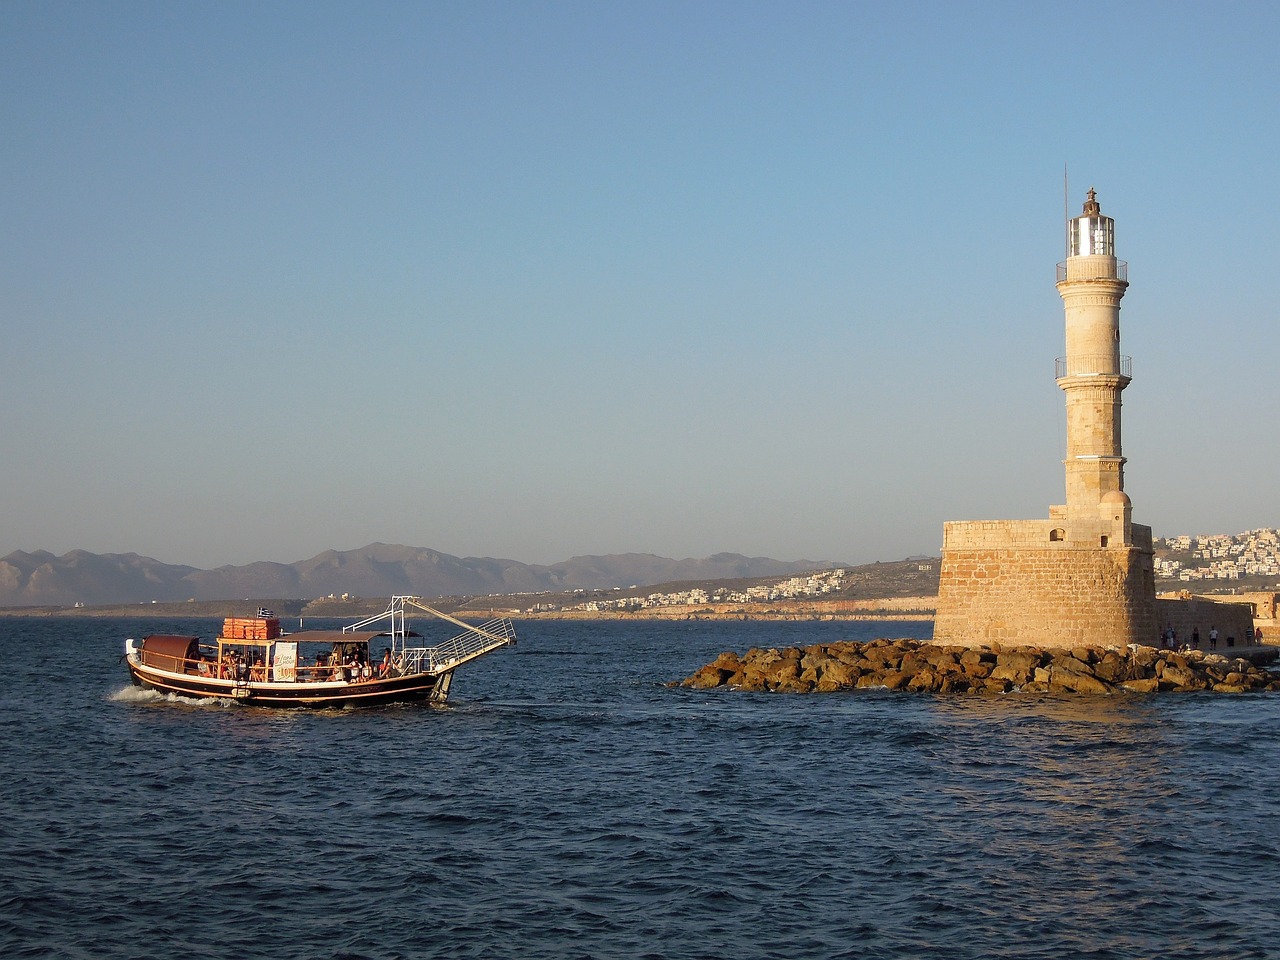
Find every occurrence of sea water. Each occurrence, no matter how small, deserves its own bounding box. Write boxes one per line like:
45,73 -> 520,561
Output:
2,616 -> 1279,960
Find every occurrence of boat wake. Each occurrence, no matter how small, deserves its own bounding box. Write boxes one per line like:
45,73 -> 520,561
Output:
110,685 -> 238,708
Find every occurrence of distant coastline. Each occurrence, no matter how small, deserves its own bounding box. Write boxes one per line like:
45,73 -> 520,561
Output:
518,598 -> 935,622
0,596 -> 938,622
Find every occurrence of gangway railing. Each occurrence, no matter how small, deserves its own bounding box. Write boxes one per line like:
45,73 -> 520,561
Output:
344,596 -> 517,675
399,615 -> 517,674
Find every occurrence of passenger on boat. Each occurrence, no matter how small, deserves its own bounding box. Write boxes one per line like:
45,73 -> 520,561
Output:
249,657 -> 266,682
197,657 -> 212,678
379,648 -> 393,679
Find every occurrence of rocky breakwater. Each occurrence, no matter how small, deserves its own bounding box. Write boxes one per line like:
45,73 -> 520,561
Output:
678,639 -> 1280,694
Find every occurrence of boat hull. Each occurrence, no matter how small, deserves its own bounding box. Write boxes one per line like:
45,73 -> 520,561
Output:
126,659 -> 453,708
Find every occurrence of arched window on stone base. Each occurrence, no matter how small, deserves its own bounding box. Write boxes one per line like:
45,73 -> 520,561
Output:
1100,536 -> 1109,547
1049,528 -> 1065,542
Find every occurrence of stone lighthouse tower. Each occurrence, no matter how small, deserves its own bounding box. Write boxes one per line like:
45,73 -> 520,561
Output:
932,189 -> 1158,649
1056,188 -> 1134,547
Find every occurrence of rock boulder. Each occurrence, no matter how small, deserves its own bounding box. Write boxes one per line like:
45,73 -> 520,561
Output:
678,640 -> 1280,696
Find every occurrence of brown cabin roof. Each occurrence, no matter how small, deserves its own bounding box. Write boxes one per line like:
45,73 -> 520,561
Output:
140,634 -> 200,671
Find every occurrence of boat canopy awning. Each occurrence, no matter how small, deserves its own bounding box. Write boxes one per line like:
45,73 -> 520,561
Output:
265,630 -> 420,646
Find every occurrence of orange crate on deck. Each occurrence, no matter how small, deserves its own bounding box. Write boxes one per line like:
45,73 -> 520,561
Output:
221,617 -> 279,641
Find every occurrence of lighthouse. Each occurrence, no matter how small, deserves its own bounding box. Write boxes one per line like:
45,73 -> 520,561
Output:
931,188 -> 1158,649
1054,188 -> 1134,547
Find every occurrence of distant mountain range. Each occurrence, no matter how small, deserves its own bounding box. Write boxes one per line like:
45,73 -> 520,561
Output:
0,544 -> 848,608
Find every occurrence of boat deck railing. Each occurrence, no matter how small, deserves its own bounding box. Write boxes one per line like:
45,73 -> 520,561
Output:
134,653 -> 401,684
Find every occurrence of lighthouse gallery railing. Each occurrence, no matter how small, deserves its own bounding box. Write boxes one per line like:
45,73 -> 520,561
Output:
1055,355 -> 1132,379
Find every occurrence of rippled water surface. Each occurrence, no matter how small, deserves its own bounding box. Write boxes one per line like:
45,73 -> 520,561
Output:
3,616 -> 1280,959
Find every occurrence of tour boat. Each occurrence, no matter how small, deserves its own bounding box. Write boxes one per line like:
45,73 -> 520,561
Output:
123,597 -> 515,708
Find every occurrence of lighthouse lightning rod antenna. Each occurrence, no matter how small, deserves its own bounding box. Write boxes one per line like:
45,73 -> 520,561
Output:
1063,163 -> 1069,258
1058,162 -> 1068,462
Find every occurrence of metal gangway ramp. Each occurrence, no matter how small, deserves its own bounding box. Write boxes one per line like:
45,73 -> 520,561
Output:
344,595 -> 517,675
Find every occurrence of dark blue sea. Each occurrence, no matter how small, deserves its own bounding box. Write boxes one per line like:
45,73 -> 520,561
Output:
3,616 -> 1280,960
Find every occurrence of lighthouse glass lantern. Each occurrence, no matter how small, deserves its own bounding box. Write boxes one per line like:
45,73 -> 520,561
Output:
1068,187 -> 1114,257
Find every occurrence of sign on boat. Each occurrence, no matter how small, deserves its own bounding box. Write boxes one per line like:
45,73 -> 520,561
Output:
123,597 -> 516,707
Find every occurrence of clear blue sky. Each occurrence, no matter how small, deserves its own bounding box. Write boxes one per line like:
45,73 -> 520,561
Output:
3,1 -> 1277,569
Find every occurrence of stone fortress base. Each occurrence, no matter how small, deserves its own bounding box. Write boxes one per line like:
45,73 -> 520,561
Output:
932,518 -> 1253,650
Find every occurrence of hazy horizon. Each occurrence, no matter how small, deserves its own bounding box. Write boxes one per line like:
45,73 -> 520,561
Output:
4,2 -> 1277,569
1,541 -> 869,570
